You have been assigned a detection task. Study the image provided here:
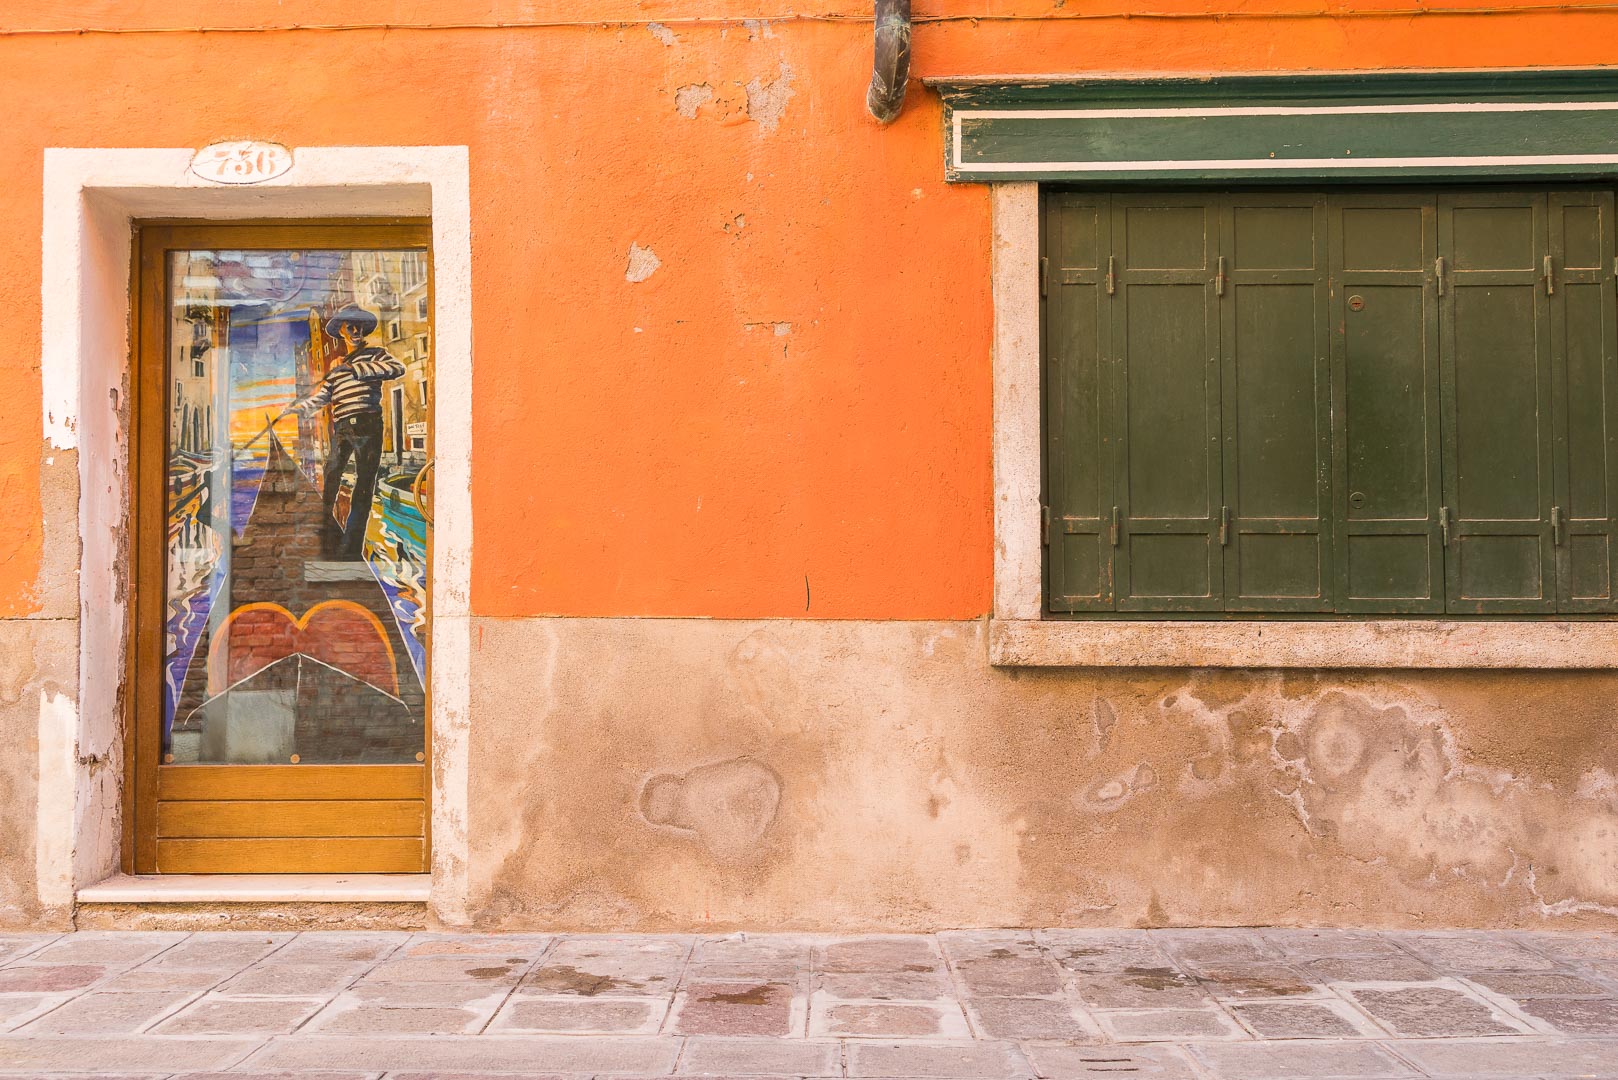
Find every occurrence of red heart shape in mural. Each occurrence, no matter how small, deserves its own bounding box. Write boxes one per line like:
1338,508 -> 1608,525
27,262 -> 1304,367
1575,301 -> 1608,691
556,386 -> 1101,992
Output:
207,600 -> 400,699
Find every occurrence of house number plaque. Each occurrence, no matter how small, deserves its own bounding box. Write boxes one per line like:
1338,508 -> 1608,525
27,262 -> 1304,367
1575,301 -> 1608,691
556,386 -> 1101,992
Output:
190,141 -> 294,185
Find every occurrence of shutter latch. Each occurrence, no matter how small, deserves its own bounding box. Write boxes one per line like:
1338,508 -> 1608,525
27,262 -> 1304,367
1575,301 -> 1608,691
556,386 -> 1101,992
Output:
1109,505 -> 1120,547
1042,503 -> 1051,546
1552,505 -> 1564,546
1440,506 -> 1451,547
1106,255 -> 1117,296
1435,256 -> 1447,296
1215,255 -> 1227,297
1040,256 -> 1049,298
1218,505 -> 1230,546
1544,254 -> 1557,295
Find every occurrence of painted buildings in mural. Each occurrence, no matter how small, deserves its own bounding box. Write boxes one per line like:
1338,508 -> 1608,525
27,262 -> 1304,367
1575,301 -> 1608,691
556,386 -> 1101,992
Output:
164,248 -> 432,767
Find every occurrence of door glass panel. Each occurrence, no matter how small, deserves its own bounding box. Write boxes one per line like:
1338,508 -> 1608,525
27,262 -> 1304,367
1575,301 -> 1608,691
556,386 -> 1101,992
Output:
163,248 -> 431,765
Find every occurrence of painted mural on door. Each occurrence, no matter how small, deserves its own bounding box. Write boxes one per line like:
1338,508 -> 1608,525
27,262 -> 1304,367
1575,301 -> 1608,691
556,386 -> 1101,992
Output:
163,248 -> 432,765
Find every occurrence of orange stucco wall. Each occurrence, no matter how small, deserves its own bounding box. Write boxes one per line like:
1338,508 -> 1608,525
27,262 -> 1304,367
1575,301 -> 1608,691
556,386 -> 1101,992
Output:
3,2 -> 1617,619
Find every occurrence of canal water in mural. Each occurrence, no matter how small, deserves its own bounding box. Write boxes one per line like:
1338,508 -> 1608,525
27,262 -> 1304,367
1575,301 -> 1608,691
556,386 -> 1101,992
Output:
163,248 -> 432,765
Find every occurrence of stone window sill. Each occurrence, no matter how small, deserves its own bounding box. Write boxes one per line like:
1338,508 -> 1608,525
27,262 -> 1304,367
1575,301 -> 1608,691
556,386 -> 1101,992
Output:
988,618 -> 1618,669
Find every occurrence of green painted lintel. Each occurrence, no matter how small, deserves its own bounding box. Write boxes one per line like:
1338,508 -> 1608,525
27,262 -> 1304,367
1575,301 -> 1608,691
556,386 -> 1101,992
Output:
927,66 -> 1618,110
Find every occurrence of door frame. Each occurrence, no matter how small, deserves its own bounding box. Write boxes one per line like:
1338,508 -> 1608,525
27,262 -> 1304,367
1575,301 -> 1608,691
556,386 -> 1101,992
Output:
129,219 -> 434,875
36,147 -> 472,917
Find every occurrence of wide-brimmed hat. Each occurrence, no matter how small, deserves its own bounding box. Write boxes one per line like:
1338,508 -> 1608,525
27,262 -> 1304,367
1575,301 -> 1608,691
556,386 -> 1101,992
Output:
324,303 -> 378,338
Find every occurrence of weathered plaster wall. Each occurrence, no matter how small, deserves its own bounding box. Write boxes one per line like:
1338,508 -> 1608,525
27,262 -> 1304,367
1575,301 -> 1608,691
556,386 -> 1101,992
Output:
0,618 -> 77,930
468,618 -> 1618,931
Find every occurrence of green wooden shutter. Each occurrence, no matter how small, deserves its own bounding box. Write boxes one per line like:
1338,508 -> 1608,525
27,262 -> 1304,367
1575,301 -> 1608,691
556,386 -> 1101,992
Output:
1549,190 -> 1618,612
1044,193 -> 1115,611
1328,195 -> 1445,613
1220,195 -> 1332,611
1111,197 -> 1224,611
1439,193 -> 1557,613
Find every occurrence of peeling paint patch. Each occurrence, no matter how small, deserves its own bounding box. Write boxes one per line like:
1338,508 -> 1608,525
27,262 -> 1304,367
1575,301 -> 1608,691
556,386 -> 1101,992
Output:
640,757 -> 782,861
744,64 -> 795,133
646,22 -> 677,46
674,83 -> 714,119
625,243 -> 661,283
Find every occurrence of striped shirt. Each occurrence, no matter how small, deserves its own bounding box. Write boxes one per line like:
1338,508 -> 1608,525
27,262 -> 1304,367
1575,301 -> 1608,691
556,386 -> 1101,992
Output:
293,346 -> 406,423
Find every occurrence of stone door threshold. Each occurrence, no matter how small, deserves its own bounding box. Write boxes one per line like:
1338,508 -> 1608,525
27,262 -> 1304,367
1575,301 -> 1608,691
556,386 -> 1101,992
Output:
77,873 -> 431,904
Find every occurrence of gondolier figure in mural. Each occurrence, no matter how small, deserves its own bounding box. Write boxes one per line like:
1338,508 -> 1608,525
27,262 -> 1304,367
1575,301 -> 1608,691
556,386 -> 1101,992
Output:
291,304 -> 406,560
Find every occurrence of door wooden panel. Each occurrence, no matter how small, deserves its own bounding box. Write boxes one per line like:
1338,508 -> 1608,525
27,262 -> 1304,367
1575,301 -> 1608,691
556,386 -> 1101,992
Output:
156,838 -> 425,874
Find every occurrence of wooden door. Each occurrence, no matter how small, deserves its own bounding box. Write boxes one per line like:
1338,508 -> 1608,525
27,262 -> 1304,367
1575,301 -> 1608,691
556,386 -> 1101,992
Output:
130,222 -> 434,874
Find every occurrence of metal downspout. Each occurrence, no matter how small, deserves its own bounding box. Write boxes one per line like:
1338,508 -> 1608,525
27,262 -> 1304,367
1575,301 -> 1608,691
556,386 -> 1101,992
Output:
866,0 -> 912,123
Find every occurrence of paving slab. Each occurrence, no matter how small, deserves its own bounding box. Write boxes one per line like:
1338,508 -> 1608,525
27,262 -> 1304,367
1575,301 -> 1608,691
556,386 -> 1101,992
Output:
1189,1040 -> 1419,1078
818,937 -> 941,973
845,1040 -> 1032,1078
1094,1006 -> 1248,1042
1193,962 -> 1323,1000
1227,999 -> 1379,1039
0,1036 -> 259,1071
523,960 -> 680,996
1389,1035 -> 1618,1075
1023,1042 -> 1199,1079
1463,971 -> 1612,997
1152,931 -> 1282,971
488,995 -> 666,1034
0,966 -> 108,994
816,970 -> 952,1001
963,996 -> 1098,1041
1072,970 -> 1211,1010
1510,995 -> 1618,1034
1397,933 -> 1560,973
1342,983 -> 1534,1037
674,982 -> 797,1036
677,1037 -> 843,1075
813,1000 -> 968,1039
953,958 -> 1065,998
218,961 -> 373,996
20,934 -> 184,968
1259,930 -> 1407,959
152,995 -> 324,1035
246,1033 -> 684,1072
17,990 -> 193,1034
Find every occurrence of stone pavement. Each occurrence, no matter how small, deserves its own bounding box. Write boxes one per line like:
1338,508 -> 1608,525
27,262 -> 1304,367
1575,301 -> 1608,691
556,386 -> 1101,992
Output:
2,929 -> 1618,1079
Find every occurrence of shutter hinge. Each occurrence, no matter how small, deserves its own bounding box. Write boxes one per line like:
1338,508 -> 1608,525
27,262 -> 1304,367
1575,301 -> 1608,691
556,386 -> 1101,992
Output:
1218,505 -> 1230,546
1544,254 -> 1557,295
1215,255 -> 1227,297
1042,503 -> 1051,546
1039,256 -> 1049,298
1109,505 -> 1120,547
1552,505 -> 1564,546
1435,256 -> 1447,296
1106,255 -> 1117,296
1440,506 -> 1451,547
